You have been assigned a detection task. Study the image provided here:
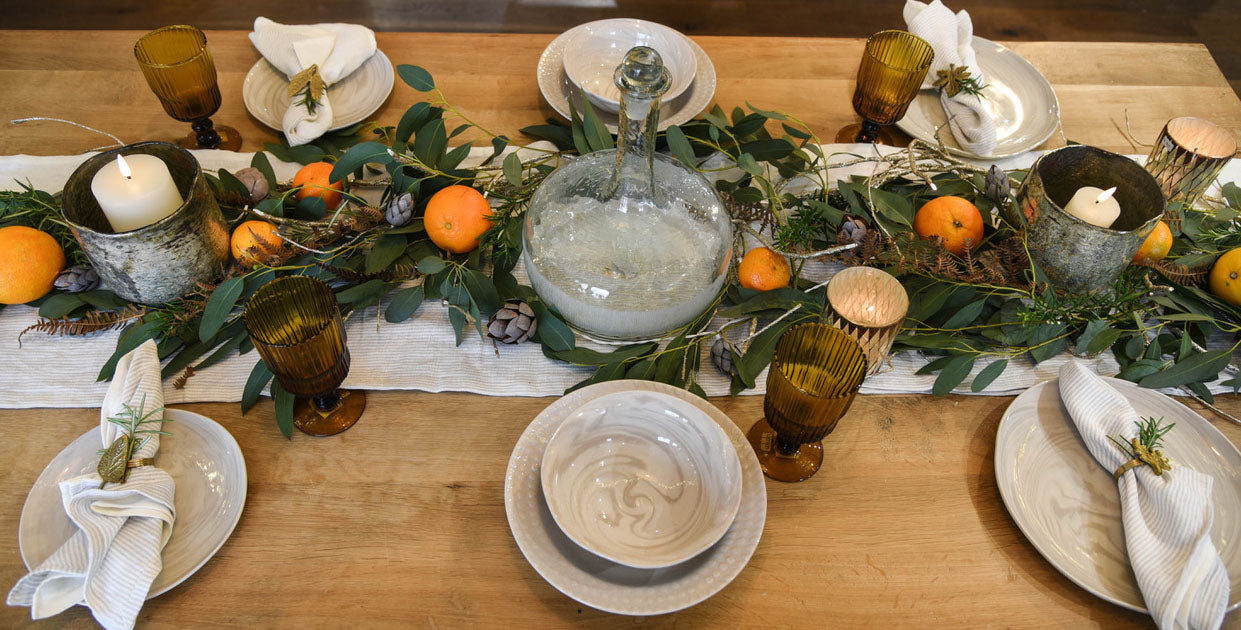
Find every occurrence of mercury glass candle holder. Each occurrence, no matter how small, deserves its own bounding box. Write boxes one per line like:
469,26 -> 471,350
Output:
825,266 -> 909,375
1145,117 -> 1237,227
836,30 -> 934,145
135,25 -> 241,151
1012,145 -> 1164,294
61,141 -> 230,305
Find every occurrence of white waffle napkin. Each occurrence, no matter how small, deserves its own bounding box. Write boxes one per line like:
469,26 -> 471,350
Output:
8,340 -> 175,630
1058,360 -> 1229,630
249,17 -> 377,146
903,0 -> 998,156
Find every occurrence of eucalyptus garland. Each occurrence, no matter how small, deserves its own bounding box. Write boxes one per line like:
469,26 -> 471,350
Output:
9,62 -> 1241,437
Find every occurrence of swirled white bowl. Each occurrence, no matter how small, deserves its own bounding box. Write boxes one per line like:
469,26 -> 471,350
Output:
541,390 -> 742,569
562,19 -> 697,114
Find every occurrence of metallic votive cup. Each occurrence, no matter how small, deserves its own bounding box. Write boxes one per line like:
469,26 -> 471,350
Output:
62,141 -> 229,305
1012,145 -> 1164,294
824,266 -> 909,375
1144,117 -> 1237,221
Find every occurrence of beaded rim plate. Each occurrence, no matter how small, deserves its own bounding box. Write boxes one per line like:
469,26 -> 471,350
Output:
19,409 -> 247,599
242,49 -> 394,133
896,37 -> 1060,159
537,27 -> 716,134
505,380 -> 766,615
994,378 -> 1241,613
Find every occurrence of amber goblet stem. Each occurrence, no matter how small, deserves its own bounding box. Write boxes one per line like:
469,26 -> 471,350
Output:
191,118 -> 222,150
313,391 -> 341,412
855,120 -> 883,144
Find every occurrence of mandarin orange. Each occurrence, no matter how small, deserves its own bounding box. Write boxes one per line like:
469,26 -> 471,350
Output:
913,196 -> 985,256
424,185 -> 493,254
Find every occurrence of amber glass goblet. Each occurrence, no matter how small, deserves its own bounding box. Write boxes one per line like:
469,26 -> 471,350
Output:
746,323 -> 868,482
835,30 -> 934,145
244,276 -> 365,436
134,25 -> 241,151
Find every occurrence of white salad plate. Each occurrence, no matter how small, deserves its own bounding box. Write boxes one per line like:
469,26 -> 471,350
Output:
994,378 -> 1241,612
537,26 -> 716,134
506,380 -> 766,615
897,37 -> 1060,159
562,18 -> 697,114
243,49 -> 394,133
540,390 -> 743,569
19,409 -> 248,599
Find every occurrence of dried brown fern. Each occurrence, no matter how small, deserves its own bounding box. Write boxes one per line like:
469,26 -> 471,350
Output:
19,304 -> 148,346
1145,259 -> 1210,285
313,261 -> 419,283
171,365 -> 196,389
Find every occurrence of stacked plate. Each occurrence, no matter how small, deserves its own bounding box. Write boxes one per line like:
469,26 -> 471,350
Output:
538,19 -> 717,133
504,380 -> 766,615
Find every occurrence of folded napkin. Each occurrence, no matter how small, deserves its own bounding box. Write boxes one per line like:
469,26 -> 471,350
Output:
249,17 -> 377,146
8,340 -> 175,630
903,0 -> 998,156
1059,360 -> 1229,630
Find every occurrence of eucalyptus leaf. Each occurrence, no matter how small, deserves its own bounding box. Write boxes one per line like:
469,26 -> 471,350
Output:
530,302 -> 575,351
384,286 -> 425,323
98,319 -> 162,381
448,305 -> 467,346
462,269 -> 502,316
241,359 -> 273,414
1074,319 -> 1110,356
503,152 -> 523,187
38,293 -> 86,318
251,151 -> 278,188
271,381 -> 295,439
664,125 -> 696,167
365,233 -> 408,274
198,277 -> 244,343
1138,350 -> 1231,389
416,256 -> 447,274
932,353 -> 975,396
397,64 -> 435,91
970,358 -> 1008,392
942,298 -> 986,329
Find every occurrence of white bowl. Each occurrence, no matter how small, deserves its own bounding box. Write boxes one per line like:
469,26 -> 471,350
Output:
540,390 -> 743,569
562,19 -> 697,114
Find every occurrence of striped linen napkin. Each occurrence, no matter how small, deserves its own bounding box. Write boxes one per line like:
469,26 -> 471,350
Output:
1058,360 -> 1228,629
8,340 -> 175,630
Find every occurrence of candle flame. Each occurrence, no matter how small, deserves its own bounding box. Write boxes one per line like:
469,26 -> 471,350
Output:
1096,186 -> 1117,203
116,154 -> 133,179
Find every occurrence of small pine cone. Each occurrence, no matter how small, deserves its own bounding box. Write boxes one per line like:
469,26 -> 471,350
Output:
710,337 -> 737,376
234,167 -> 270,203
487,299 -> 537,344
985,165 -> 1010,204
386,192 -> 414,226
837,215 -> 869,246
53,264 -> 100,293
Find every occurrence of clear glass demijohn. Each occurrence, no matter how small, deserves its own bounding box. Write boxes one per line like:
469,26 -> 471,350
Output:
522,46 -> 733,341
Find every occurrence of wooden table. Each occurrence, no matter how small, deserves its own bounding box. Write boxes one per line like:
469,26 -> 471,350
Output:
0,31 -> 1239,629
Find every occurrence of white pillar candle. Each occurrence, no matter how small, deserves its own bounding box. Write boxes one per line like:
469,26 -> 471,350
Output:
1063,186 -> 1121,228
90,154 -> 184,232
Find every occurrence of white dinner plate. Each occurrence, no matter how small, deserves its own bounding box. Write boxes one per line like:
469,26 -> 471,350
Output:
994,378 -> 1241,612
505,380 -> 766,615
19,409 -> 247,599
897,37 -> 1060,159
537,27 -> 716,134
242,49 -> 394,133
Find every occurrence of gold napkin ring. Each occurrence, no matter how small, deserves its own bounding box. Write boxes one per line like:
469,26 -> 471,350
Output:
1113,458 -> 1144,480
127,458 -> 154,469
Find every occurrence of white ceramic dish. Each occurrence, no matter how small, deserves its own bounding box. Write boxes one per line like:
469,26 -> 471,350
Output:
562,19 -> 697,114
506,380 -> 766,615
897,37 -> 1060,159
537,27 -> 716,134
242,49 -> 394,133
994,378 -> 1241,612
19,409 -> 247,598
541,390 -> 742,569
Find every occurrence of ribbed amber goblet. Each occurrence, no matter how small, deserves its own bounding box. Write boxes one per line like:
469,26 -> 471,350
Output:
747,323 -> 868,482
134,25 -> 241,151
836,30 -> 934,145
244,276 -> 365,436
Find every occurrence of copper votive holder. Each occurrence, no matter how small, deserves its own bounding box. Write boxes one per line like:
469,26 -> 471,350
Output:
1145,117 -> 1237,223
1013,145 -> 1164,294
62,141 -> 229,305
824,266 -> 909,375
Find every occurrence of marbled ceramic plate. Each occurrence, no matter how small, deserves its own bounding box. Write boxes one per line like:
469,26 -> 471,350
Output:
897,37 -> 1060,159
541,390 -> 742,569
19,409 -> 247,598
243,49 -> 394,133
995,378 -> 1241,612
506,380 -> 766,615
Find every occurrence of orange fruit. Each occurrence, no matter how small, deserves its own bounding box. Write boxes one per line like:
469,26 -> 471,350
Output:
292,162 -> 344,209
1209,248 -> 1241,308
424,185 -> 493,254
0,226 -> 65,304
913,196 -> 985,256
1131,220 -> 1172,264
737,247 -> 791,291
230,220 -> 282,266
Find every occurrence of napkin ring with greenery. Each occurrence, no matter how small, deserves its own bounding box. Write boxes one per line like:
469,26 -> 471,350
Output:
96,395 -> 170,489
288,64 -> 326,115
933,64 -> 987,98
1108,416 -> 1174,480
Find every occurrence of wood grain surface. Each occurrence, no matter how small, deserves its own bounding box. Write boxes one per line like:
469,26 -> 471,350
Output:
0,30 -> 1240,629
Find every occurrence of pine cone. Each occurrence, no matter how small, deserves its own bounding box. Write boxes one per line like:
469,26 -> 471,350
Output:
710,337 -> 738,376
386,192 -> 414,226
837,215 -> 869,246
985,165 -> 1010,204
53,264 -> 100,293
487,299 -> 537,344
234,167 -> 270,203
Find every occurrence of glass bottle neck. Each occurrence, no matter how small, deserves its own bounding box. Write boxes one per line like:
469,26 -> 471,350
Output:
608,93 -> 660,199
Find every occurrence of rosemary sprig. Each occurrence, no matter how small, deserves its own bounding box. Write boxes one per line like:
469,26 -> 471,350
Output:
1107,416 -> 1175,477
96,395 -> 171,488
